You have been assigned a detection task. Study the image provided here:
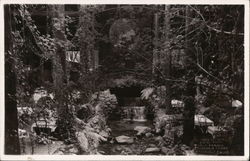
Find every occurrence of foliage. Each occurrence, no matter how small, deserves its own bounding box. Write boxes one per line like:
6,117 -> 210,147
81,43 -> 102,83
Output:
97,5 -> 155,85
141,86 -> 167,109
108,76 -> 150,88
74,89 -> 115,154
90,89 -> 118,119
109,18 -> 136,48
76,103 -> 95,122
183,6 -> 243,101
141,87 -> 155,100
161,144 -> 191,155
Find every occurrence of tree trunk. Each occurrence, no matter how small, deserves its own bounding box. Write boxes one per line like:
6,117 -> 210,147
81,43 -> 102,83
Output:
51,5 -> 74,140
4,4 -> 21,154
51,5 -> 66,114
153,12 -> 163,85
183,6 -> 196,146
153,13 -> 159,76
164,5 -> 172,114
79,5 -> 96,102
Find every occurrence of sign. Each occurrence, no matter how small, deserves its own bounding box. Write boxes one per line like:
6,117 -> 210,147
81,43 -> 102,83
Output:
194,114 -> 214,126
66,51 -> 80,63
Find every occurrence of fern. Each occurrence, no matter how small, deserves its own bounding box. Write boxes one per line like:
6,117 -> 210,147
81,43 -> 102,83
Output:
141,87 -> 154,100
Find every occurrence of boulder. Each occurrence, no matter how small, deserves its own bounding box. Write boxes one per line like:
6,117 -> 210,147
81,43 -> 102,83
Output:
53,150 -> 64,155
161,146 -> 175,155
76,131 -> 89,152
99,130 -> 109,139
88,131 -> 107,143
145,132 -> 153,137
115,135 -> 134,144
145,147 -> 160,153
232,100 -> 242,108
120,147 -> 133,155
68,146 -> 79,154
148,143 -> 157,147
155,136 -> 163,141
134,126 -> 151,136
110,139 -> 115,144
161,146 -> 170,154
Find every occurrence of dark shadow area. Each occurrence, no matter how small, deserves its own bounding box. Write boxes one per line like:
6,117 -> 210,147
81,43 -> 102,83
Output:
110,85 -> 143,106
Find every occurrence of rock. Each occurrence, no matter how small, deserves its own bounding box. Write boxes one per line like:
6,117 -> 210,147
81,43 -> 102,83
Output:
161,146 -> 170,154
99,150 -> 105,154
148,143 -> 157,147
115,146 -> 123,151
185,150 -> 195,155
66,144 -> 74,149
120,147 -> 133,155
232,100 -> 242,108
95,151 -> 103,155
90,131 -> 107,142
155,136 -> 166,146
161,146 -> 175,155
76,131 -> 89,152
110,139 -> 114,144
99,130 -> 109,139
145,147 -> 160,153
106,127 -> 112,133
155,136 -> 163,141
115,135 -> 134,144
145,132 -> 153,137
53,150 -> 64,155
134,126 -> 151,136
68,146 -> 79,154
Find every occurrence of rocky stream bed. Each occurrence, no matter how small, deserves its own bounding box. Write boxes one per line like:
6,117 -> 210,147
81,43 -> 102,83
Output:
98,120 -> 165,155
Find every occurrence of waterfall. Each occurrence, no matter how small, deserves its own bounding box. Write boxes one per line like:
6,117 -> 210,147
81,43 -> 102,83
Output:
123,106 -> 146,122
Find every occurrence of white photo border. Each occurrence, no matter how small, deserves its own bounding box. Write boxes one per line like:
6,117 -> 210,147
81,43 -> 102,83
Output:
0,0 -> 249,160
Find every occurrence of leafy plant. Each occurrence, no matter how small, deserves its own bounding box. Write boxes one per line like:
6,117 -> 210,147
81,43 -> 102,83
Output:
141,87 -> 154,100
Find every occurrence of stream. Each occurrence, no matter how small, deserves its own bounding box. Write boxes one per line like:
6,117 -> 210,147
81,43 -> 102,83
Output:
98,119 -> 164,155
98,120 -> 163,155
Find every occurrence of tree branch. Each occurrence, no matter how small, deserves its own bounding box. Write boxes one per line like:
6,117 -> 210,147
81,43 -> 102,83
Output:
206,25 -> 244,36
188,5 -> 244,36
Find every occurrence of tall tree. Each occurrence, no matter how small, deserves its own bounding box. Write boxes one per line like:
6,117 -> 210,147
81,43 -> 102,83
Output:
183,6 -> 196,146
4,4 -> 21,154
153,5 -> 172,112
50,5 -> 74,140
153,12 -> 159,77
164,5 -> 172,114
78,5 -> 96,102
